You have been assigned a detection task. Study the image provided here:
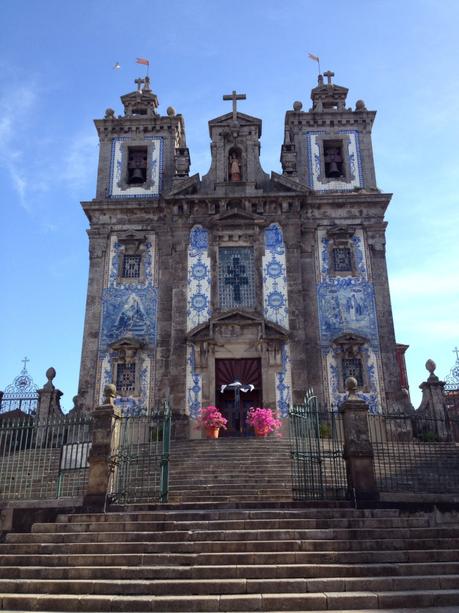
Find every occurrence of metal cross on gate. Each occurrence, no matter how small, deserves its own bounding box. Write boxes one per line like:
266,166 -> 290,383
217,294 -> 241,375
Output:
225,256 -> 248,303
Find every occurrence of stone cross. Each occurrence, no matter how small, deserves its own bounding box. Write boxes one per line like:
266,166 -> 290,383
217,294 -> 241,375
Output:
454,347 -> 459,361
135,77 -> 145,92
225,257 -> 249,303
223,90 -> 247,121
324,70 -> 335,85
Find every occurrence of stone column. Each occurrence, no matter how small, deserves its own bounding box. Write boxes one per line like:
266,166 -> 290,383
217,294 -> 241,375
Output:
416,359 -> 449,442
37,368 -> 63,421
83,384 -> 121,511
340,377 -> 378,502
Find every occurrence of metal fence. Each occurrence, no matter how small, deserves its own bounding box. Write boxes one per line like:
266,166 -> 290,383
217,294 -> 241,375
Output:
0,414 -> 92,501
369,413 -> 459,495
108,402 -> 172,504
289,392 -> 347,500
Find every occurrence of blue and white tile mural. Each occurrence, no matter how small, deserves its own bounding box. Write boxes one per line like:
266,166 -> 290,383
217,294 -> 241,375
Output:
317,229 -> 383,413
108,136 -> 163,199
262,224 -> 289,329
276,343 -> 292,418
187,226 -> 211,331
186,345 -> 202,419
98,236 -> 158,415
305,130 -> 363,191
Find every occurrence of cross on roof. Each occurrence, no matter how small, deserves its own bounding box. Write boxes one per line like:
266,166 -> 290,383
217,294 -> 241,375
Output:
453,347 -> 459,361
223,90 -> 247,121
21,356 -> 30,372
323,70 -> 335,85
135,77 -> 145,92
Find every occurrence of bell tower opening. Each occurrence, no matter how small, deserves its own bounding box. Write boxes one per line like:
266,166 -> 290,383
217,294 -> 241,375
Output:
127,146 -> 148,185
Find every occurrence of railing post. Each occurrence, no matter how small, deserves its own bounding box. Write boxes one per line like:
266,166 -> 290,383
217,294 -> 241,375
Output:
340,377 -> 378,502
83,384 -> 121,511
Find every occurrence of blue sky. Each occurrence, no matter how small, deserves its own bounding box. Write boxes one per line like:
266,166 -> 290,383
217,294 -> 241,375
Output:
1,0 -> 458,409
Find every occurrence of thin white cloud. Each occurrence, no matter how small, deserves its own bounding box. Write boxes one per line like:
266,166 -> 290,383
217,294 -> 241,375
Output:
0,82 -> 37,211
61,132 -> 98,194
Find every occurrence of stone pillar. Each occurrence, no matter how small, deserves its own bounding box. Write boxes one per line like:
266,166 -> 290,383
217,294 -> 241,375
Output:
36,368 -> 63,421
416,359 -> 449,442
83,384 -> 121,511
340,377 -> 378,502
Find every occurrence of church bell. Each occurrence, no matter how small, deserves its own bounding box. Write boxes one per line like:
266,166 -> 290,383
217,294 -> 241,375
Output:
130,168 -> 145,184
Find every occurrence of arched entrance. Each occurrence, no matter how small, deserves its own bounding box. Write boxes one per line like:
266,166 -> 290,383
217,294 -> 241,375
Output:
215,358 -> 262,436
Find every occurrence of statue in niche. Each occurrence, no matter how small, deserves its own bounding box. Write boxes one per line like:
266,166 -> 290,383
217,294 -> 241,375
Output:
229,153 -> 241,182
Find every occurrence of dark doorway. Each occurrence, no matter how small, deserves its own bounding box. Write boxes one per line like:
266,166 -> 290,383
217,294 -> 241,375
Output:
215,358 -> 262,437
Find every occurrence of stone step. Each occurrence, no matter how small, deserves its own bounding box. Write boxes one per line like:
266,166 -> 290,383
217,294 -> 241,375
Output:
1,588 -> 459,611
59,506 -> 384,523
5,535 -> 459,555
2,548 -> 459,567
31,515 -> 435,533
2,561 -> 459,581
1,573 -> 459,596
12,526 -> 459,544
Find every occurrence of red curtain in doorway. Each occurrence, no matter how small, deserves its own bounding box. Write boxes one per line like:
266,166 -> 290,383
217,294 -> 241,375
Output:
215,358 -> 262,389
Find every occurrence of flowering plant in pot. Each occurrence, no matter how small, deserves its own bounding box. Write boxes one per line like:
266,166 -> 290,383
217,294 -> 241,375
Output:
246,407 -> 281,437
198,405 -> 227,438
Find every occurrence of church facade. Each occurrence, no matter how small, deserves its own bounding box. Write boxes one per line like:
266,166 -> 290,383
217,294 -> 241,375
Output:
77,72 -> 405,434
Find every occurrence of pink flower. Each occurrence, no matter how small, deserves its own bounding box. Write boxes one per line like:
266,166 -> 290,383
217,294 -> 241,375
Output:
197,405 -> 228,429
246,407 -> 281,433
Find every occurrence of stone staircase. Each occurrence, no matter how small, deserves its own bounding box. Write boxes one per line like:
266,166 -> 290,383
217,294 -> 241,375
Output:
1,503 -> 459,611
2,435 -> 459,611
168,438 -> 293,503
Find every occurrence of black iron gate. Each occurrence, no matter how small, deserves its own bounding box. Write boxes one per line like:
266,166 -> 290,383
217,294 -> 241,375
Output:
109,402 -> 171,504
289,391 -> 347,500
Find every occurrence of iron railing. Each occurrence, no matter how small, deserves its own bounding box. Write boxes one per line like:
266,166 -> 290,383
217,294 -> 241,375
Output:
369,413 -> 459,495
289,392 -> 347,500
0,414 -> 92,501
109,402 -> 172,504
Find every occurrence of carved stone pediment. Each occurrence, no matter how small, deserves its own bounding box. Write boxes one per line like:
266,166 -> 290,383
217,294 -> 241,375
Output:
326,225 -> 356,240
208,111 -> 262,136
186,310 -> 288,343
210,207 -> 263,226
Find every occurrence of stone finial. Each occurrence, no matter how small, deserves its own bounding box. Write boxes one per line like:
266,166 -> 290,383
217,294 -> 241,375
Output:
167,106 -> 176,117
43,367 -> 56,391
425,358 -> 439,383
355,99 -> 367,111
103,384 -> 116,406
345,376 -> 359,399
104,108 -> 115,119
293,100 -> 303,111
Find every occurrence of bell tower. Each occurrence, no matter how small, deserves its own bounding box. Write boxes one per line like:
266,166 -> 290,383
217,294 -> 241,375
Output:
78,76 -> 190,414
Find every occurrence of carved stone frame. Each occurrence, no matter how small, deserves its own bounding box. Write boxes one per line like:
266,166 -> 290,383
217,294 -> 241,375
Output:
116,237 -> 147,285
315,133 -> 354,185
109,338 -> 144,398
326,226 -> 358,278
333,334 -> 370,393
116,141 -> 156,192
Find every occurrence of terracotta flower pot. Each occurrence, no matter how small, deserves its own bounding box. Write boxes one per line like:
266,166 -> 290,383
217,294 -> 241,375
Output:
254,426 -> 270,437
205,426 -> 220,439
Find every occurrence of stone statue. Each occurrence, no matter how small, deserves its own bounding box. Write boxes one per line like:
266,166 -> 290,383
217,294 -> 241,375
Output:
229,154 -> 241,182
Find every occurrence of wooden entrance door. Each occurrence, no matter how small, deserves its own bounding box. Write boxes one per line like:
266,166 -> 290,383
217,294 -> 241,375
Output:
215,358 -> 262,437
